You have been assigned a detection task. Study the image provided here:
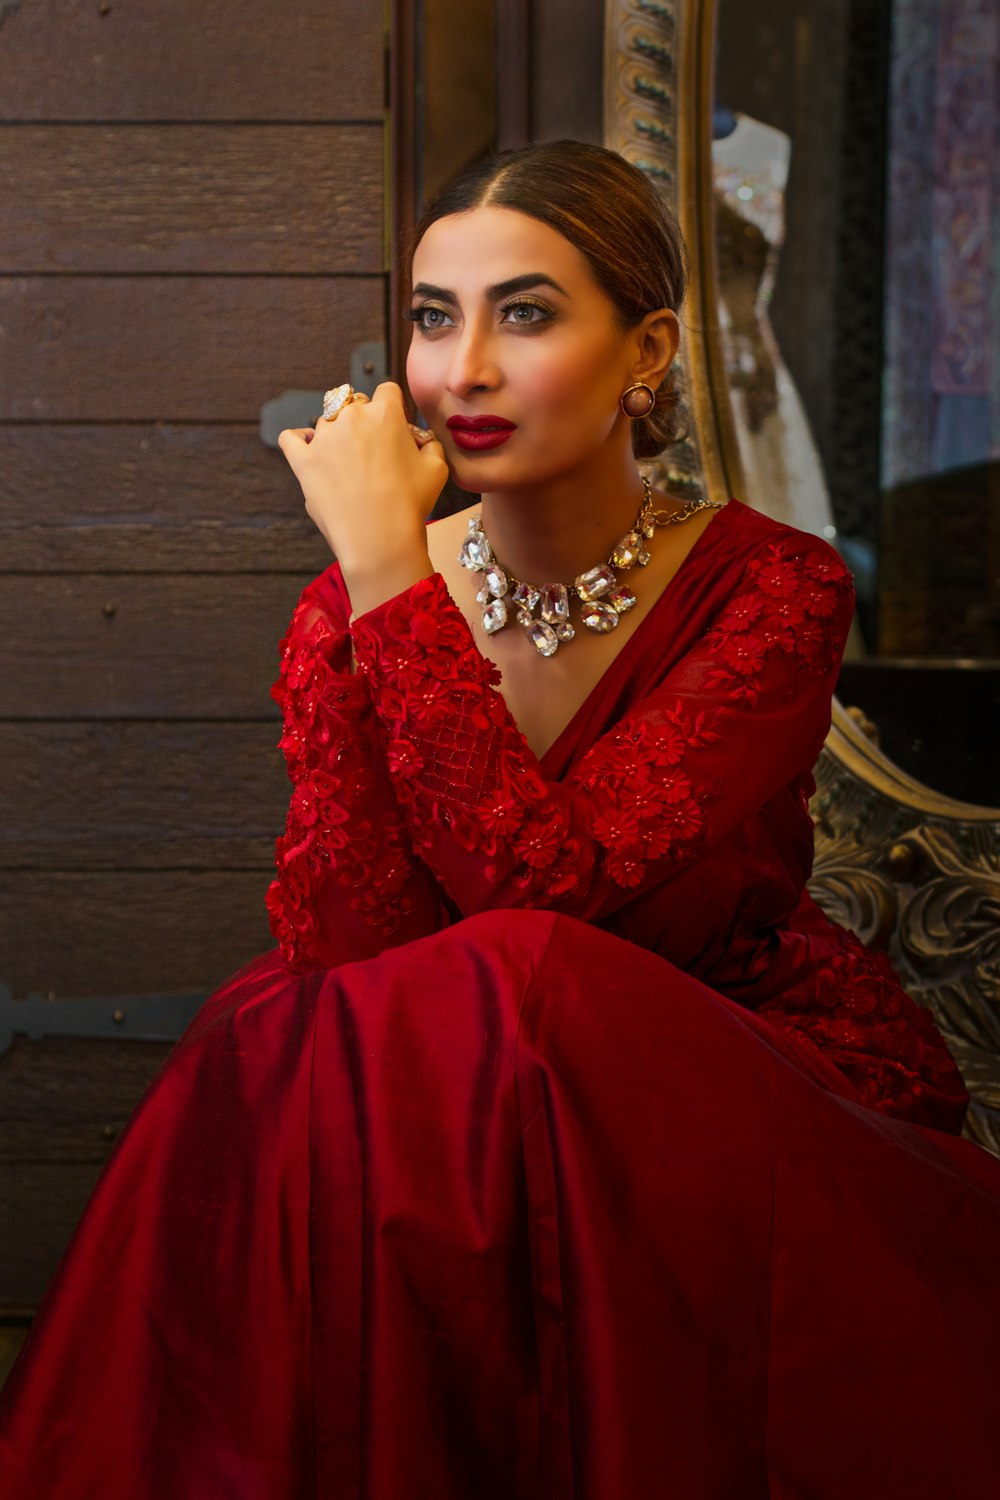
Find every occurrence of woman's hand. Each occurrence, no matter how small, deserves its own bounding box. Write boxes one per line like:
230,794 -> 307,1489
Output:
277,382 -> 448,584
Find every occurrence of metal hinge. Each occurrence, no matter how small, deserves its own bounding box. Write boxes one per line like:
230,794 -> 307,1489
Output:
0,981 -> 205,1057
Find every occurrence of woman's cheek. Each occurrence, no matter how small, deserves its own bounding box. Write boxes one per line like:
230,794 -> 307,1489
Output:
509,346 -> 578,420
529,359 -> 609,433
405,347 -> 440,420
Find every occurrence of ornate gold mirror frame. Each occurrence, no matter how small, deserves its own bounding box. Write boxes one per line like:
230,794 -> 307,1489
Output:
603,0 -> 1000,1155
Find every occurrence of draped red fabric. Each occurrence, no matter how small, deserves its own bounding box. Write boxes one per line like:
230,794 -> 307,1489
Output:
2,499 -> 999,1498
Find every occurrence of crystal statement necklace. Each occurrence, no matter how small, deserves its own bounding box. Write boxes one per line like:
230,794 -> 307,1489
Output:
458,477 -> 725,657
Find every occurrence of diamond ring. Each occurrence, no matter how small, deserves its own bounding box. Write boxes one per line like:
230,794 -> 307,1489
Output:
321,384 -> 370,422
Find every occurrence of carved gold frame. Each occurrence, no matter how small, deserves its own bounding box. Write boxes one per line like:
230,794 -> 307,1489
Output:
604,0 -> 1000,1155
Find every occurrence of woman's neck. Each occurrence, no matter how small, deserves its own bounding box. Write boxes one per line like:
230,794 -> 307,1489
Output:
478,445 -> 646,586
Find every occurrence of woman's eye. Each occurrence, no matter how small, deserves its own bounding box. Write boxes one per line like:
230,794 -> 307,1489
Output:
407,305 -> 454,332
499,299 -> 553,327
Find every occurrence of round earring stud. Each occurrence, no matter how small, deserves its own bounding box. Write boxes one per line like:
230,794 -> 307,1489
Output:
619,382 -> 656,419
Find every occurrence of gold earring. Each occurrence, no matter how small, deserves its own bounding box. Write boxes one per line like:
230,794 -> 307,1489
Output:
619,382 -> 656,419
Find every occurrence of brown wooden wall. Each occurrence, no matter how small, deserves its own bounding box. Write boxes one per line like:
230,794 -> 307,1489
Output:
0,0 -> 387,1310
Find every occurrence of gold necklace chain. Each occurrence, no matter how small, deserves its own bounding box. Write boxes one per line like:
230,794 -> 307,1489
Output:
457,478 -> 725,658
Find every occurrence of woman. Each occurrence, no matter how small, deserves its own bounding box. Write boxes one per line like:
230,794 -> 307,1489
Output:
2,141 -> 999,1499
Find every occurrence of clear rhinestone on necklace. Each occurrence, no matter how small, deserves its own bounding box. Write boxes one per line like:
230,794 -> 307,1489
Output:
457,477 -> 724,657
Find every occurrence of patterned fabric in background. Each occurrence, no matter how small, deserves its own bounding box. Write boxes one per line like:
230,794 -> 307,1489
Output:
883,0 -> 999,488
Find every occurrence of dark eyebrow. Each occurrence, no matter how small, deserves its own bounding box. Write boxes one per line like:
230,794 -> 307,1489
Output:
410,273 -> 570,304
487,273 -> 571,300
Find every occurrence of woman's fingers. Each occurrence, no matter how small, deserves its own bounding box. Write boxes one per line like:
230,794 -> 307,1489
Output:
369,382 -> 437,449
280,385 -> 437,470
278,427 -> 314,453
370,380 -> 405,413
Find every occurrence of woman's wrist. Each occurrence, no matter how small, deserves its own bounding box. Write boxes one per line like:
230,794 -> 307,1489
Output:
340,542 -> 436,622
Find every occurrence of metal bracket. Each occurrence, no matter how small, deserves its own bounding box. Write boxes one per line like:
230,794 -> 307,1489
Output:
0,981 -> 205,1057
259,341 -> 387,447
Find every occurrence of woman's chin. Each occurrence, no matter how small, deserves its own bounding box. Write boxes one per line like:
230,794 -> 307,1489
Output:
446,453 -> 520,493
444,458 -> 484,492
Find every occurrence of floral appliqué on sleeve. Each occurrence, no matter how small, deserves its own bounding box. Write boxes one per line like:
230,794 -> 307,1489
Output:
265,591 -> 429,972
701,541 -> 849,704
756,928 -> 968,1128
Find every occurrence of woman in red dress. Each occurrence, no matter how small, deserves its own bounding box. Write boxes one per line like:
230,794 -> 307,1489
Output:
2,141 -> 999,1499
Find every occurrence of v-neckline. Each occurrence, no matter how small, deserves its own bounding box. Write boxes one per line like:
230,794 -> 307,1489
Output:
536,498 -> 734,775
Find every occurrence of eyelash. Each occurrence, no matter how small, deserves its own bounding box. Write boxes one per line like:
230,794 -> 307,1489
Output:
404,296 -> 555,333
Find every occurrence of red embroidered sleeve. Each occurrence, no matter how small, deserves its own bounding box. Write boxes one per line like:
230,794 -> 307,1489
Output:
265,581 -> 449,974
757,924 -> 970,1133
348,533 -> 855,922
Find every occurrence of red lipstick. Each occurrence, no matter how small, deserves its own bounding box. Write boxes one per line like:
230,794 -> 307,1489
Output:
446,414 -> 516,452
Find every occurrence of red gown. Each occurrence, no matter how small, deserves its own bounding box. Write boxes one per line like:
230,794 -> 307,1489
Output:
3,497 -> 1000,1498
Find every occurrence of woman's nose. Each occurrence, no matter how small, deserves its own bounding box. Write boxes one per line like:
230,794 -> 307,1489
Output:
445,324 -> 501,398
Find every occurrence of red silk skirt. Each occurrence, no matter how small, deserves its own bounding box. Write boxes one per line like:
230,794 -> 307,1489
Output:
3,910 -> 999,1498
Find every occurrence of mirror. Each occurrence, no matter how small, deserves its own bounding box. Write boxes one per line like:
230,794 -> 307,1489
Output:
713,0 -> 998,664
709,0 -> 999,808
603,0 -> 998,1150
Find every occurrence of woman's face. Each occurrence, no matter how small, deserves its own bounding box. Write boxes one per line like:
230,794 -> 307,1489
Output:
406,206 -> 656,492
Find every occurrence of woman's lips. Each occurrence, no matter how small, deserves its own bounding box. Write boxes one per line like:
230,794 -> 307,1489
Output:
449,428 -> 515,451
446,415 -> 516,452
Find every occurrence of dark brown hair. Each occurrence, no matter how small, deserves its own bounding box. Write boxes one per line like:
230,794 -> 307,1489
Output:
410,140 -> 689,458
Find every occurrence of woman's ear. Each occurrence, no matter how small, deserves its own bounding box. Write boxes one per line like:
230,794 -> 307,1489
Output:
630,308 -> 681,389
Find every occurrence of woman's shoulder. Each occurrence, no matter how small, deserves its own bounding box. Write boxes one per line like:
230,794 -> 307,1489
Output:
706,499 -> 856,673
723,495 -> 831,550
721,497 -> 852,584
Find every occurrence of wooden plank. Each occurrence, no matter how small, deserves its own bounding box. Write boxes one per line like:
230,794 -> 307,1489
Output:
1,1327 -> 30,1384
0,1038 -> 174,1307
0,0 -> 383,122
0,574 -> 314,718
0,276 -> 383,421
389,0 -> 420,380
0,871 -> 277,999
0,1036 -> 172,1162
496,0 -> 532,148
0,125 -> 382,274
0,723 -> 292,869
0,1161 -> 107,1309
0,426 -> 333,573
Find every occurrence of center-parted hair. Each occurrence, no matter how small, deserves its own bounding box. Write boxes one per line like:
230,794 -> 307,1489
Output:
410,140 -> 689,458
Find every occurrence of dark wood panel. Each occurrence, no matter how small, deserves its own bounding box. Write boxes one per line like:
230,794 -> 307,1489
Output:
0,871 -> 276,999
0,1036 -> 172,1162
0,1161 -> 107,1309
1,1327 -> 29,1383
0,574 -> 313,717
0,426 -> 332,573
0,125 -> 382,274
0,1038 -> 173,1307
0,723 -> 291,869
0,0 -> 383,122
0,277 -> 383,421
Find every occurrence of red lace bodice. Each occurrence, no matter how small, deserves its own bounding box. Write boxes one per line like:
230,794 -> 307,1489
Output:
265,503 -> 968,1133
